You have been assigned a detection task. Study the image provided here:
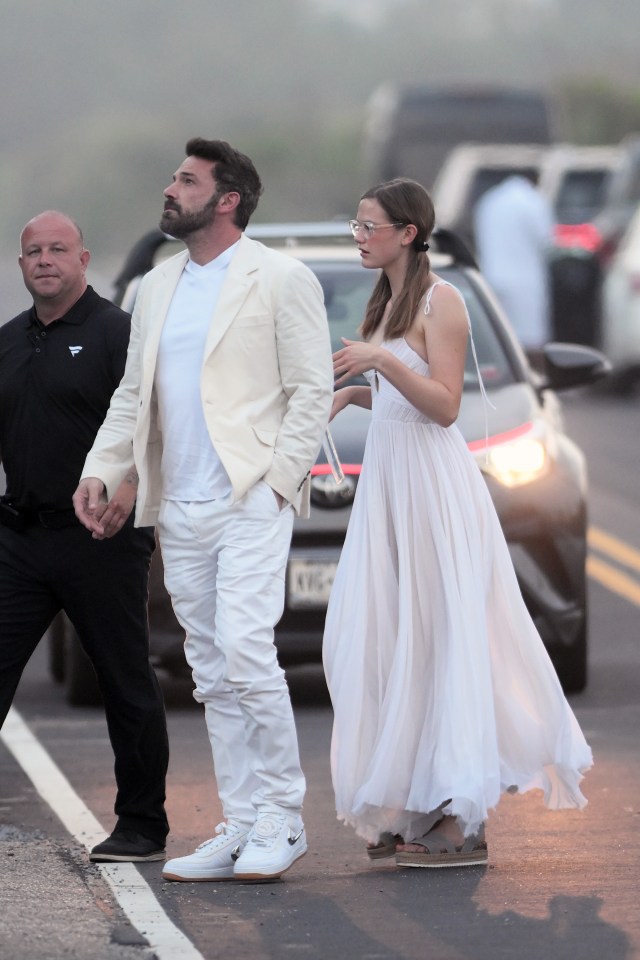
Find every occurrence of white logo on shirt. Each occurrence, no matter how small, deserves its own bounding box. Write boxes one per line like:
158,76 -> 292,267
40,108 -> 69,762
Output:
69,346 -> 83,357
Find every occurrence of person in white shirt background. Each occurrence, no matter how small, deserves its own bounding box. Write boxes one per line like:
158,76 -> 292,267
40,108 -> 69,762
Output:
474,172 -> 554,367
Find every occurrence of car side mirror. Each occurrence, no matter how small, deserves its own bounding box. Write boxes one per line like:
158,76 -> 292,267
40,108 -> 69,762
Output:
538,342 -> 612,392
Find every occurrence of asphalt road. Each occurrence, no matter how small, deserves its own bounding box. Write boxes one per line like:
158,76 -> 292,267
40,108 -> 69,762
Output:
2,387 -> 640,960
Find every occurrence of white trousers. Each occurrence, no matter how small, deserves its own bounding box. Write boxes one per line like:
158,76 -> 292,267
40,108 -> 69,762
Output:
158,481 -> 305,827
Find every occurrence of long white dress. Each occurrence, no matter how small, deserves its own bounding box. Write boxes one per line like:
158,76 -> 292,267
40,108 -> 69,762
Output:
322,283 -> 592,843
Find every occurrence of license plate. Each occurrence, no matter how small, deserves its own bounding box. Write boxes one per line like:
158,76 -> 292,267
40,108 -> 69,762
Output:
287,558 -> 338,609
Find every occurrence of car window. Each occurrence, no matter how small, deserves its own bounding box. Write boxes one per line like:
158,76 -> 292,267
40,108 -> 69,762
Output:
304,261 -> 375,352
555,170 -> 611,224
306,260 -> 515,391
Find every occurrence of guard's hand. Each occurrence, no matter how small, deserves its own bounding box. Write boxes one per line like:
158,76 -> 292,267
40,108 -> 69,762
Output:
73,477 -> 108,537
97,476 -> 137,538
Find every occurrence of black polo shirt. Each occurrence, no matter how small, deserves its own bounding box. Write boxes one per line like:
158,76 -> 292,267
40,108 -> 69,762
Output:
0,286 -> 131,512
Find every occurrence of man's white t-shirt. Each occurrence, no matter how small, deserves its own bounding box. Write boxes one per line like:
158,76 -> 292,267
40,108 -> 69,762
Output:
155,242 -> 239,501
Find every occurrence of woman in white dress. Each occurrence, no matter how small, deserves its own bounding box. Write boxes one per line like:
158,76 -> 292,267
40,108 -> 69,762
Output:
323,178 -> 592,869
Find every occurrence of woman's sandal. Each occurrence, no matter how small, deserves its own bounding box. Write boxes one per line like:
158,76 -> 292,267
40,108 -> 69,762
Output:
366,832 -> 404,860
395,824 -> 488,868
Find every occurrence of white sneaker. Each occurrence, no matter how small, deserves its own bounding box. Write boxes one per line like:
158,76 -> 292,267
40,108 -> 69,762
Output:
233,813 -> 307,880
162,821 -> 249,881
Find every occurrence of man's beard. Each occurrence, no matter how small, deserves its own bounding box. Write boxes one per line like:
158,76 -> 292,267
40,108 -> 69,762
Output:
160,192 -> 219,239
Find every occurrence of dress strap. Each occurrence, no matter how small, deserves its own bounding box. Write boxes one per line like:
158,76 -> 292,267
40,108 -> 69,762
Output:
422,279 -> 448,316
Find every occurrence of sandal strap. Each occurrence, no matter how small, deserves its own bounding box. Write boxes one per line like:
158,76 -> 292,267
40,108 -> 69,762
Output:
413,830 -> 457,855
409,823 -> 485,855
459,832 -> 486,854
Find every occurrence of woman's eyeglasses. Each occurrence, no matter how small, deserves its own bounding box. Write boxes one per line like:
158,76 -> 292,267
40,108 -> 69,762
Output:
348,220 -> 405,240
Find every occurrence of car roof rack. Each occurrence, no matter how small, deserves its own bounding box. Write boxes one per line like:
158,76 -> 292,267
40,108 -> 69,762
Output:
112,222 -> 478,303
247,222 -> 478,267
248,221 -> 352,242
112,223 -> 353,301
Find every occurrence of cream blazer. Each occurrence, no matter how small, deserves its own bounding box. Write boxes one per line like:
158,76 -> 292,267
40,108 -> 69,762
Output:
82,234 -> 334,524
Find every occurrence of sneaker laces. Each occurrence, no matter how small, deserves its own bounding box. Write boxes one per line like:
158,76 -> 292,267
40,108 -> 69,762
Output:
196,821 -> 241,851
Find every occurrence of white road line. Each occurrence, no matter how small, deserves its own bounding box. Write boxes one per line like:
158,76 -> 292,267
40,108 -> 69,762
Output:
0,706 -> 206,960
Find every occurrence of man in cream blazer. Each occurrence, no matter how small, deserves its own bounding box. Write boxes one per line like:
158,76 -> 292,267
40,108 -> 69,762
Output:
74,138 -> 333,882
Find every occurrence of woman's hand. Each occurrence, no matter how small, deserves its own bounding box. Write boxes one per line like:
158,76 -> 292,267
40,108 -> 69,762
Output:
330,387 -> 352,421
333,338 -> 379,387
330,383 -> 373,419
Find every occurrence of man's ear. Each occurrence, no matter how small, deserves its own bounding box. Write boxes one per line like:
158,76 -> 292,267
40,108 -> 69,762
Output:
217,192 -> 241,214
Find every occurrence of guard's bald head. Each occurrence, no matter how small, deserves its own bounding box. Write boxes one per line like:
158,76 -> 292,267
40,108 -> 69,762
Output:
20,210 -> 84,251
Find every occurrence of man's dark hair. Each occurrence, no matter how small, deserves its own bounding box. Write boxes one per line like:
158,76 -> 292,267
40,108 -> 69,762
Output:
185,138 -> 263,230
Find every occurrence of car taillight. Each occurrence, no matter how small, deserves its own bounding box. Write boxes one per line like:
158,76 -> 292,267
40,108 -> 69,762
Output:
311,464 -> 362,477
554,222 -> 602,253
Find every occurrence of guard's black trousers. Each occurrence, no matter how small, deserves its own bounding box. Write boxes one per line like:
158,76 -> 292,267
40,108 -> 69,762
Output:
0,518 -> 169,846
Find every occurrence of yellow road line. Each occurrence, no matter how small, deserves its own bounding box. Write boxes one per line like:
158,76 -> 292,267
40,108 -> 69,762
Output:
588,526 -> 640,574
586,555 -> 640,607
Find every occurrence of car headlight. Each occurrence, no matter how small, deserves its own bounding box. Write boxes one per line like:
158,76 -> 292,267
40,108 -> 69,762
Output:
310,470 -> 358,507
471,421 -> 552,488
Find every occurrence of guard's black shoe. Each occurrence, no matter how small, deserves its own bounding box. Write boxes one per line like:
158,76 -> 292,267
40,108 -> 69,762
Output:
89,828 -> 166,863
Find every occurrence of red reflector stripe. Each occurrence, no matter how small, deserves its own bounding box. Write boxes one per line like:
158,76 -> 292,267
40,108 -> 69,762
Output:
312,464 -> 362,476
312,424 -> 535,469
467,421 -> 533,452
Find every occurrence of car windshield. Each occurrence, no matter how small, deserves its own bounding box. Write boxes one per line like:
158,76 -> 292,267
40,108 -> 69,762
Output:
305,260 -> 514,391
555,170 -> 611,224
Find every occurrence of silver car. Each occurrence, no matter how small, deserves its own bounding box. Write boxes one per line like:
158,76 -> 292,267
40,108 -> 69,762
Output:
50,223 -> 609,701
